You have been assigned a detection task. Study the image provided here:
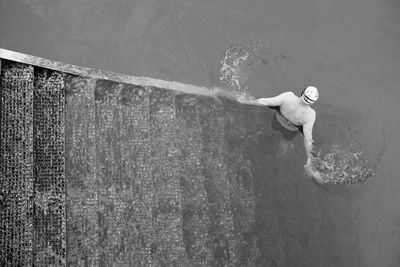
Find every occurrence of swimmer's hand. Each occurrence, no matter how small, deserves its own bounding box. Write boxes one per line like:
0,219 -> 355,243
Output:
237,94 -> 257,105
304,158 -> 330,184
310,143 -> 319,157
237,94 -> 251,104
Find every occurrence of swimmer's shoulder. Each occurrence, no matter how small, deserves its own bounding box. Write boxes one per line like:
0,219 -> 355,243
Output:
280,91 -> 297,101
306,107 -> 316,122
282,91 -> 296,97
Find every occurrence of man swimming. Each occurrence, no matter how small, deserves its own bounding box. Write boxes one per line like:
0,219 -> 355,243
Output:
238,86 -> 327,184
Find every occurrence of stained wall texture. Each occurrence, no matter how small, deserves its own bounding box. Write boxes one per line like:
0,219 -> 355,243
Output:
1,50 -> 361,266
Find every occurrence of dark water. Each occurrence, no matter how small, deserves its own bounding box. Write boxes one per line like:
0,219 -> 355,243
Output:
1,0 -> 399,265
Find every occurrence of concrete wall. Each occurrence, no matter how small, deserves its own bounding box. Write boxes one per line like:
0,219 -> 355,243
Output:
1,48 -> 361,266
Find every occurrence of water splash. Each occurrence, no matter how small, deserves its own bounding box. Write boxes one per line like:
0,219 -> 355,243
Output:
310,143 -> 379,184
219,34 -> 279,95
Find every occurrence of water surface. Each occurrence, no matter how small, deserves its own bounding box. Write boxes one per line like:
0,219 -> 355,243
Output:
1,0 -> 399,265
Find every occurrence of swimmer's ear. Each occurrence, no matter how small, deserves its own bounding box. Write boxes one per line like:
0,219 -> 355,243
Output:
300,87 -> 307,96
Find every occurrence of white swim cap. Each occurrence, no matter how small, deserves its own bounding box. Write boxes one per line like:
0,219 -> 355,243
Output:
301,86 -> 319,104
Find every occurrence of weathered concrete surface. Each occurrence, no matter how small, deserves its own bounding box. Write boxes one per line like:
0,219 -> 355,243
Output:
0,60 -> 35,266
1,51 -> 361,266
0,59 -> 66,266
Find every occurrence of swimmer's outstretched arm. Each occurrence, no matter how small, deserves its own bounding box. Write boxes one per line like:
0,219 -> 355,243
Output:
239,92 -> 290,107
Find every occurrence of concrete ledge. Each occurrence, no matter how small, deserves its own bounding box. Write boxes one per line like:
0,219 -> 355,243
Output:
0,48 -> 215,97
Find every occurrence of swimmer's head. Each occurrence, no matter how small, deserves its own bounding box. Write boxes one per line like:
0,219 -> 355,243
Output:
301,86 -> 319,105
